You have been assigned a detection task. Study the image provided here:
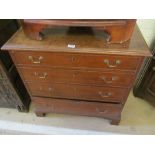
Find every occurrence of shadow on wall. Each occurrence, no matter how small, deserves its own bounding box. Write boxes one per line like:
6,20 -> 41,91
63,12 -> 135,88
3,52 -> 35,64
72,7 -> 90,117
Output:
149,37 -> 155,51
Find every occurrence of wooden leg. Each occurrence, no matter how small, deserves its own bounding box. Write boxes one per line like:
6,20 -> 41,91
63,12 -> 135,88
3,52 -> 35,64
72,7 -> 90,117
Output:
23,27 -> 43,40
111,118 -> 121,125
35,112 -> 46,117
29,31 -> 43,40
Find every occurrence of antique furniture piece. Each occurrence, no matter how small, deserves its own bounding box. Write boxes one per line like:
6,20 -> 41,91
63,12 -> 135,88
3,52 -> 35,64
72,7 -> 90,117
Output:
2,25 -> 151,124
21,19 -> 136,43
0,19 -> 30,111
133,46 -> 155,105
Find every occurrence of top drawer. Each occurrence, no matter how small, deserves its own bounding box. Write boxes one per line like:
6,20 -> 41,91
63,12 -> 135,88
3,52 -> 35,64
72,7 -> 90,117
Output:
11,51 -> 141,71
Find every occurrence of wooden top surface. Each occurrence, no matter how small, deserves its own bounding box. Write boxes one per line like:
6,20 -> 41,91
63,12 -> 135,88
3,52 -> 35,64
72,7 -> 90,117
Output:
1,25 -> 151,57
23,19 -> 127,27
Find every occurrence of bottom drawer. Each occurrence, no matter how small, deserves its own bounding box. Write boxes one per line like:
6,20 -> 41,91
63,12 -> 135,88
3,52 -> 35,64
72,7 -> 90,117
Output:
32,97 -> 122,119
27,82 -> 127,103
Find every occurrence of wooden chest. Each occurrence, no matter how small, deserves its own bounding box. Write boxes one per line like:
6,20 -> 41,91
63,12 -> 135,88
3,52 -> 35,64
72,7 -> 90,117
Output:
21,19 -> 136,43
2,25 -> 151,124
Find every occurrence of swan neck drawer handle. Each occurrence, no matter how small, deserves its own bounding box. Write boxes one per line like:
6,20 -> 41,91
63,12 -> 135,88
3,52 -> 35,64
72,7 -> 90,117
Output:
101,76 -> 118,83
99,91 -> 112,98
28,56 -> 43,64
34,72 -> 47,79
96,108 -> 108,114
104,59 -> 121,68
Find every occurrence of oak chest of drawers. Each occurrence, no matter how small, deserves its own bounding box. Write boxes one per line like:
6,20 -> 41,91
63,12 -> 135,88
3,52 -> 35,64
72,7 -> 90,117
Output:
2,25 -> 151,125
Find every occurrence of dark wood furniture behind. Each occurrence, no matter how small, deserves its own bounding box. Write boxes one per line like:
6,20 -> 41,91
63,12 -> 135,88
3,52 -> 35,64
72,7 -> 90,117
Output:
133,46 -> 155,104
2,25 -> 151,124
21,19 -> 136,43
0,20 -> 30,111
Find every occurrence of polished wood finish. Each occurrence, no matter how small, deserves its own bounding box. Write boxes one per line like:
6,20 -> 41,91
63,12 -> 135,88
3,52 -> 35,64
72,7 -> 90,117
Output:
26,82 -> 128,102
2,24 -> 151,124
21,19 -> 136,44
3,26 -> 150,57
11,51 -> 141,71
32,97 -> 122,125
19,66 -> 135,87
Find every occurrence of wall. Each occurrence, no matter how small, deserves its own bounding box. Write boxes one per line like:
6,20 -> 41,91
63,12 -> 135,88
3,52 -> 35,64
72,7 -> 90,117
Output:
137,19 -> 155,49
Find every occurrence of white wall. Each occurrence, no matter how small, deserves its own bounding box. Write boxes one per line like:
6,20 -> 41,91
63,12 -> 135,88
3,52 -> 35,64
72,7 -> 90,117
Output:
137,19 -> 155,48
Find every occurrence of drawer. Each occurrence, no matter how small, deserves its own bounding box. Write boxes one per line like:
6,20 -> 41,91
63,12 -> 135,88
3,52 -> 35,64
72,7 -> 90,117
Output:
11,51 -> 141,71
19,67 -> 134,87
26,82 -> 128,103
32,97 -> 122,118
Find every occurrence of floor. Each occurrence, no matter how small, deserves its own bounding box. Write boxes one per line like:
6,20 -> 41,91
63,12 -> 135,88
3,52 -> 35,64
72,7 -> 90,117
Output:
0,91 -> 155,135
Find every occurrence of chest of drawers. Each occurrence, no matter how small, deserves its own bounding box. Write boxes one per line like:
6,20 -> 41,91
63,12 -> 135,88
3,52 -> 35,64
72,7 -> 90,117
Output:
2,25 -> 151,125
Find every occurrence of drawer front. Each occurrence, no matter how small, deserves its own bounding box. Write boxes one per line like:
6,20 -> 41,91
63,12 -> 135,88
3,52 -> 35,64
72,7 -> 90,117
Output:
12,51 -> 140,71
33,97 -> 122,118
27,82 -> 127,102
19,67 -> 134,87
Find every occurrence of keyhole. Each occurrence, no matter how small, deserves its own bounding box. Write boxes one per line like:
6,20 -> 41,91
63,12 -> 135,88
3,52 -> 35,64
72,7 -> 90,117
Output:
71,57 -> 76,62
39,86 -> 42,91
72,72 -> 78,78
49,87 -> 53,91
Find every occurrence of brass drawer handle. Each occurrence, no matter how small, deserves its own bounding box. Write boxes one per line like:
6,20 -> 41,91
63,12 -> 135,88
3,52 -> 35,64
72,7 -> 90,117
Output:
34,72 -> 47,79
48,87 -> 53,95
96,108 -> 108,114
72,72 -> 79,78
104,59 -> 121,68
28,56 -> 43,64
98,91 -> 112,98
49,87 -> 54,92
100,76 -> 119,83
